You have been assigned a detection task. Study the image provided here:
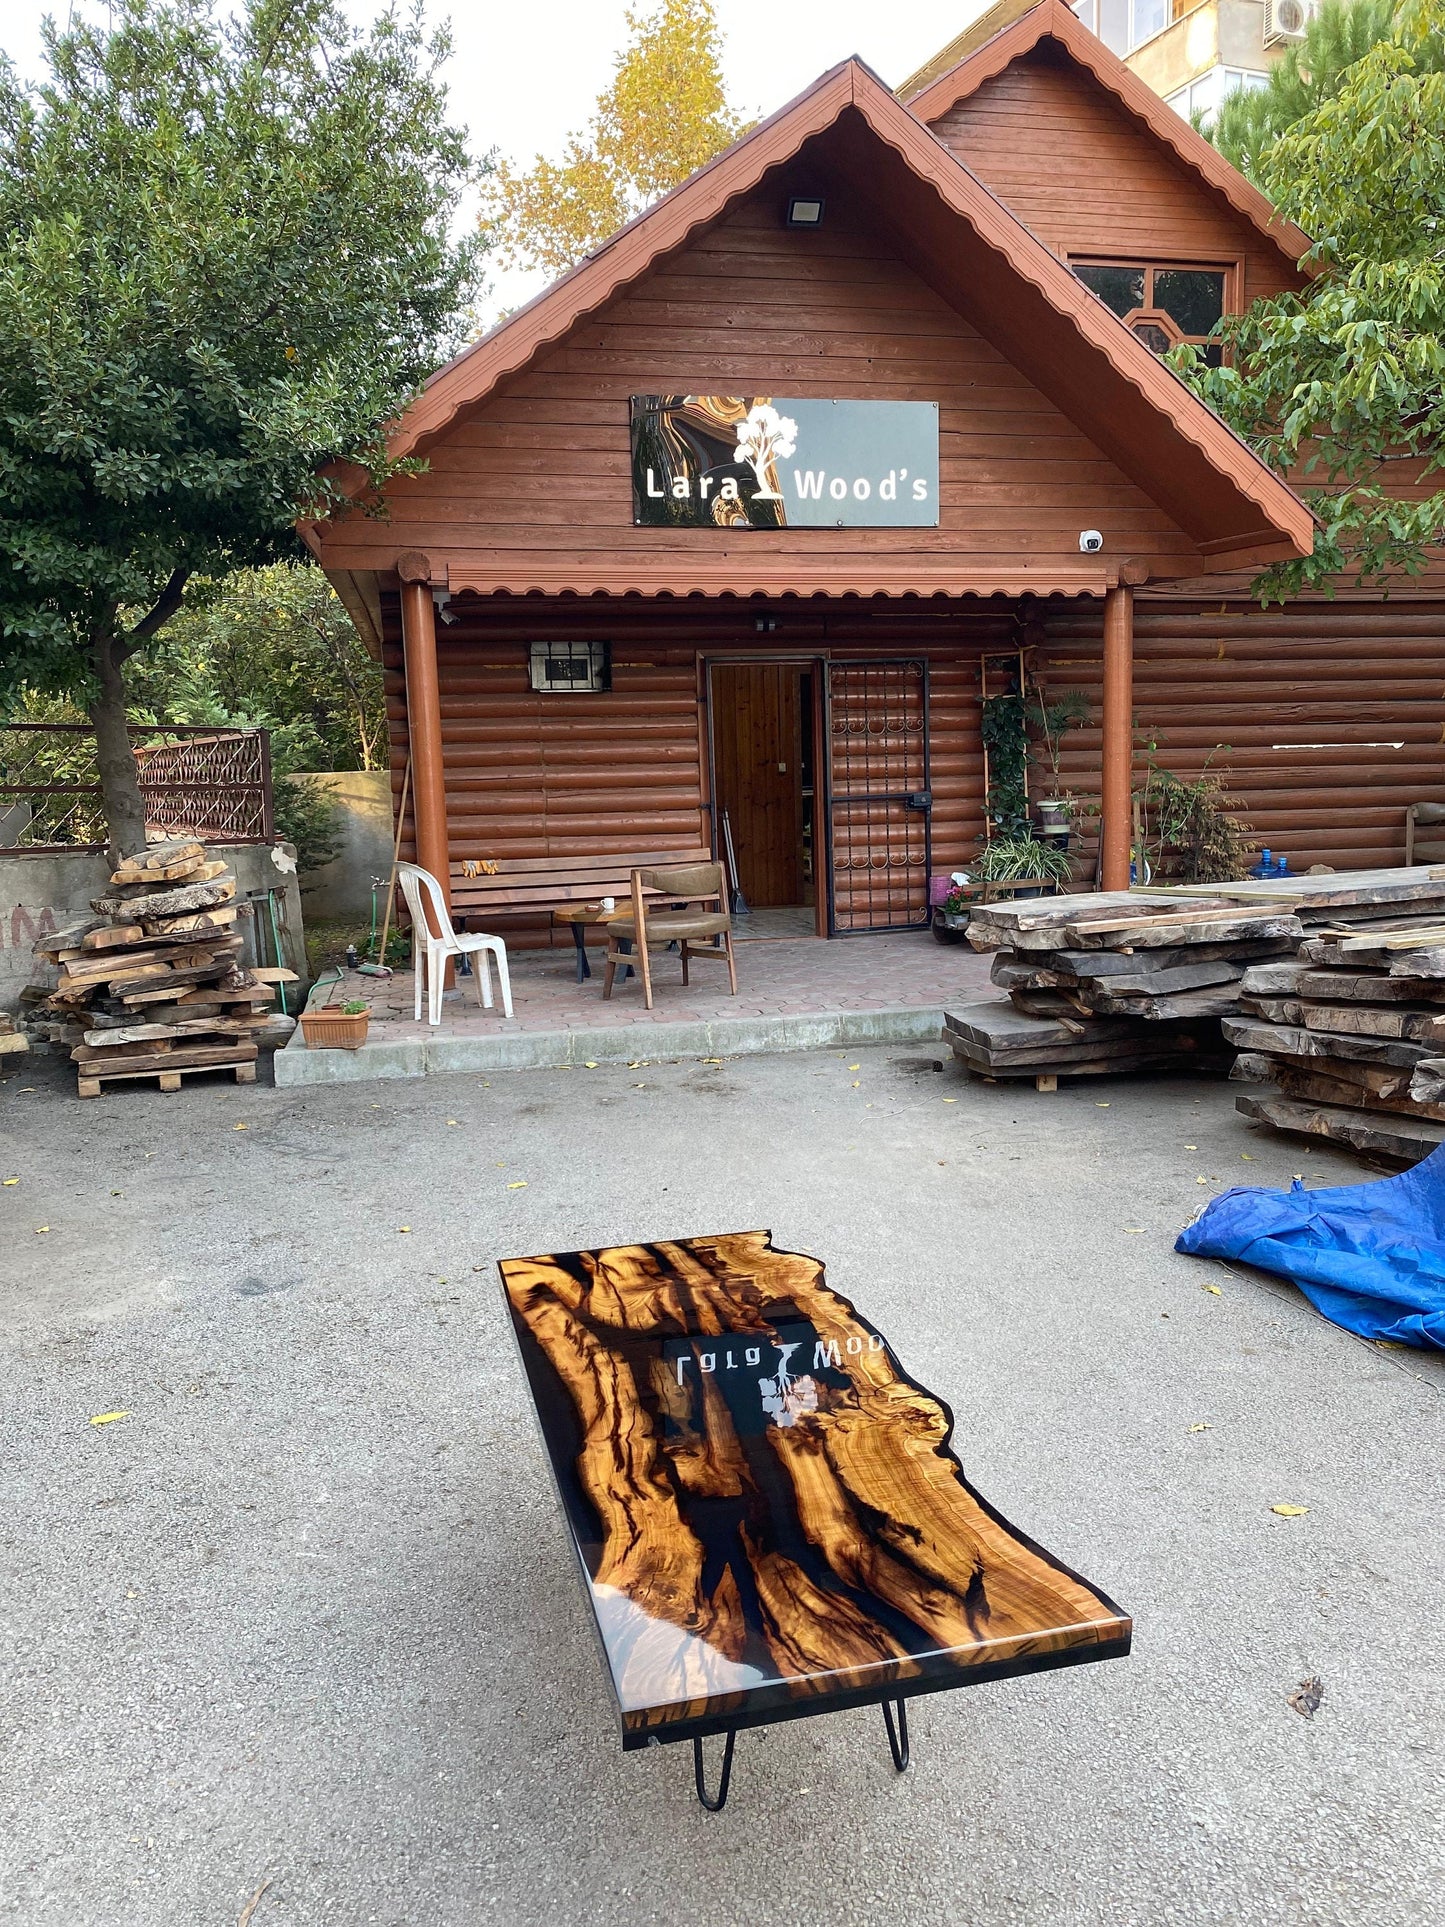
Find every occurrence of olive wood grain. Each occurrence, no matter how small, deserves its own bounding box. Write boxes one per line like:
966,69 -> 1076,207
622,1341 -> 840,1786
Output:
500,1232 -> 1130,1749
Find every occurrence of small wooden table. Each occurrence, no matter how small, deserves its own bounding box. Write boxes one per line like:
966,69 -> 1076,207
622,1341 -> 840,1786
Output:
499,1231 -> 1131,1809
551,901 -> 627,983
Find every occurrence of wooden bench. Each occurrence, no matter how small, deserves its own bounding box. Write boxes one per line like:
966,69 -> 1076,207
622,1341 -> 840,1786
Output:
448,849 -> 713,981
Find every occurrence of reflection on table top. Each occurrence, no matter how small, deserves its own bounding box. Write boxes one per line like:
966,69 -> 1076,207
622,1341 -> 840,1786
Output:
500,1231 -> 1131,1747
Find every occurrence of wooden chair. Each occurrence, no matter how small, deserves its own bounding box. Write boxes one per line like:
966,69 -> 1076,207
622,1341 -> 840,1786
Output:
602,862 -> 738,1011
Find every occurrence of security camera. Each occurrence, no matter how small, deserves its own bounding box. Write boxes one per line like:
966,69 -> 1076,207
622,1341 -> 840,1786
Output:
1079,530 -> 1104,553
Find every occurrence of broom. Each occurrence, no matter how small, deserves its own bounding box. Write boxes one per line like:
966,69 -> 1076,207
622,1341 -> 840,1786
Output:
359,753 -> 410,978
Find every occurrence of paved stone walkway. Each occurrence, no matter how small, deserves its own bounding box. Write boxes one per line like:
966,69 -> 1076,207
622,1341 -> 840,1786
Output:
369,929 -> 991,1034
276,931 -> 996,1083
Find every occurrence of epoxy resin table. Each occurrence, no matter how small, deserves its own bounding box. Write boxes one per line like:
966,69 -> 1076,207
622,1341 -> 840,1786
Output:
499,1232 -> 1131,1808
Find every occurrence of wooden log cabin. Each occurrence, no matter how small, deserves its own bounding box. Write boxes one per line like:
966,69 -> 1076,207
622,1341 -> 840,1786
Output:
301,13 -> 1409,946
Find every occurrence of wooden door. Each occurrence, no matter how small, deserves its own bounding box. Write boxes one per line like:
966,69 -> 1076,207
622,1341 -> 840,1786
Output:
825,659 -> 931,933
711,663 -> 805,907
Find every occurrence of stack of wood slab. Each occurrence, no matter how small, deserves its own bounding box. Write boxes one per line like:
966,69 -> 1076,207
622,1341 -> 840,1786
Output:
948,891 -> 1302,1089
1209,866 -> 1445,1162
34,838 -> 283,1098
0,1010 -> 28,1060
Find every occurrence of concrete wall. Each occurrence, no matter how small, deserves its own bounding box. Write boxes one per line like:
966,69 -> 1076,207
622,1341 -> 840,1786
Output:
282,770 -> 394,921
0,842 -> 307,1012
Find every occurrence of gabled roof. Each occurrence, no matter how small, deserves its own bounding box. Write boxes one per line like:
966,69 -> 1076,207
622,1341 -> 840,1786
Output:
315,54 -> 1310,581
898,0 -> 1039,98
901,0 -> 1312,273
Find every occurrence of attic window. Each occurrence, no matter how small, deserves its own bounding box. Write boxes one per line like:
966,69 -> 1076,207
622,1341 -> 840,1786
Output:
1073,261 -> 1229,366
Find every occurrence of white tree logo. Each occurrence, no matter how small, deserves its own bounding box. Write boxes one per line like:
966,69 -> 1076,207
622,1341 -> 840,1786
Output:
734,401 -> 797,501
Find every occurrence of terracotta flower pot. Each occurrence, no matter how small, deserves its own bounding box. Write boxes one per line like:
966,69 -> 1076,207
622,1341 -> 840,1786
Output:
300,1008 -> 370,1050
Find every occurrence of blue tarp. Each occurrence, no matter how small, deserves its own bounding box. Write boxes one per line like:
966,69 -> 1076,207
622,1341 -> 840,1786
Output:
1175,1145 -> 1445,1349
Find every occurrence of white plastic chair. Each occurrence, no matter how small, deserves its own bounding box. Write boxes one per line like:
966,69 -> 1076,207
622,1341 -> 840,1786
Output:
396,861 -> 513,1026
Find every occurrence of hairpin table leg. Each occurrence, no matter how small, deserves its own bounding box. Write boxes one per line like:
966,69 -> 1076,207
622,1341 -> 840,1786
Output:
692,1728 -> 737,1811
882,1696 -> 910,1772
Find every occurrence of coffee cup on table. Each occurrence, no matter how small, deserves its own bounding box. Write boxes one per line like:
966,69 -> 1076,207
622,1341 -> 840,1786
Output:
601,897 -> 615,912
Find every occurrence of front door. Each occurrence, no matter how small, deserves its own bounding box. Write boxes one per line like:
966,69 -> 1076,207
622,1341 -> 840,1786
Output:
824,659 -> 931,933
710,662 -> 811,909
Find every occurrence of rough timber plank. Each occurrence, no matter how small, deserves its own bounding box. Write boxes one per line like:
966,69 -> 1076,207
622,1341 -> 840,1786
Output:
1295,970 -> 1445,1004
1050,912 -> 1301,953
1300,1003 -> 1445,1046
1236,1089 -> 1445,1162
1222,1018 -> 1433,1069
1171,867 -> 1445,912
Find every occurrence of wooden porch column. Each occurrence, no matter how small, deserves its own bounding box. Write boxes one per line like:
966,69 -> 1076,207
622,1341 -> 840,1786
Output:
398,556 -> 451,910
1100,583 -> 1134,894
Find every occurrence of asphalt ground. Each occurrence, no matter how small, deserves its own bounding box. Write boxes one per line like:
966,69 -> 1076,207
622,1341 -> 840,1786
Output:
2,1043 -> 1442,1927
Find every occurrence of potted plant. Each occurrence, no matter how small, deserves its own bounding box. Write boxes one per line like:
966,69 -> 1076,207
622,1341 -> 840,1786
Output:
972,830 -> 1075,898
1026,687 -> 1091,835
932,879 -> 980,943
300,997 -> 371,1050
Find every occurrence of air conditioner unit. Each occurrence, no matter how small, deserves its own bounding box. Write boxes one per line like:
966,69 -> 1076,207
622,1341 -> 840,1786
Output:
1264,0 -> 1313,46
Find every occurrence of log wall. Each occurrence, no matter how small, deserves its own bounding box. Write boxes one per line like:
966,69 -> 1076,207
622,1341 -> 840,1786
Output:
381,596 -> 1018,941
1042,600 -> 1445,872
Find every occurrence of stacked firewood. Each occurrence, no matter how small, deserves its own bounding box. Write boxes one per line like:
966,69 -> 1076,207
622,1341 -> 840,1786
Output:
1225,870 -> 1445,1161
33,839 -> 288,1098
947,891 -> 1301,1089
0,1011 -> 28,1060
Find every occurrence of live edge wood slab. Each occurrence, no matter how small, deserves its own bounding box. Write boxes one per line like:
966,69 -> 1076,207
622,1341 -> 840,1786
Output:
499,1231 -> 1130,1802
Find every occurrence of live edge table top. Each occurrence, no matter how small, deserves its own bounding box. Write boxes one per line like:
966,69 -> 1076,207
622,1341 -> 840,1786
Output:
499,1232 -> 1131,1749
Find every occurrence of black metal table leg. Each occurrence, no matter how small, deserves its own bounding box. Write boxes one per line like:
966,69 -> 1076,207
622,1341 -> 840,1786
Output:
882,1696 -> 910,1772
570,921 -> 590,983
693,1728 -> 737,1811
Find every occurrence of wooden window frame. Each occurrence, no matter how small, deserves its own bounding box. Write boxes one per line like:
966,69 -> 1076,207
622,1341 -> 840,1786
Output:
1067,256 -> 1241,359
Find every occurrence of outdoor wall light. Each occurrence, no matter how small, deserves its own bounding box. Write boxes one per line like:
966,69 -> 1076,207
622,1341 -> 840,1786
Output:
785,195 -> 825,228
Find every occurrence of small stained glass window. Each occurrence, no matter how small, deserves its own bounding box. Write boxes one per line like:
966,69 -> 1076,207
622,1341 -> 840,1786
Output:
1075,264 -> 1146,318
1071,261 -> 1232,363
1153,269 -> 1226,337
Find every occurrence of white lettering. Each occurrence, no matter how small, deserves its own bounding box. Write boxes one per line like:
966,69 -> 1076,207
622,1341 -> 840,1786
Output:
646,467 -> 665,499
720,476 -> 740,500
700,474 -> 714,500
868,1333 -> 885,1353
675,1355 -> 690,1385
700,1352 -> 716,1373
880,470 -> 897,502
846,1335 -> 863,1354
671,477 -> 689,500
792,469 -> 825,500
828,477 -> 847,501
745,1346 -> 761,1365
853,478 -> 870,501
912,478 -> 928,501
812,1339 -> 842,1370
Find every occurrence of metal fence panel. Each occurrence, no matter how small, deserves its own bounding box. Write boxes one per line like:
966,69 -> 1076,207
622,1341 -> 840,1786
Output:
0,723 -> 274,851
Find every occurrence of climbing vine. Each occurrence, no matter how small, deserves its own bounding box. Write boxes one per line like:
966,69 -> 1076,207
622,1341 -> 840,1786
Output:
980,691 -> 1029,835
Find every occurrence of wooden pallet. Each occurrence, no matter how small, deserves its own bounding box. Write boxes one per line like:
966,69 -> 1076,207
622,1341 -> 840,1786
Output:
77,1056 -> 257,1098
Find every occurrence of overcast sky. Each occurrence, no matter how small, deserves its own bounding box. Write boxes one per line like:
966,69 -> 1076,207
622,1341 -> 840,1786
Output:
0,1 -> 992,317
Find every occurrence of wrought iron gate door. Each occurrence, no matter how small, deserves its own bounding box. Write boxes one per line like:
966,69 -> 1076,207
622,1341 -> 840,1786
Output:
824,660 -> 931,934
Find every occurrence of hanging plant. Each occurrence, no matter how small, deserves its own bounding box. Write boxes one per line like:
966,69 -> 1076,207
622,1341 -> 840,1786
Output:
981,690 -> 1030,836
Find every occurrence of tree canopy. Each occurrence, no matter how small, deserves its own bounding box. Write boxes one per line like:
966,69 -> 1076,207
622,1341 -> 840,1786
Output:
1211,0 -> 1413,180
480,0 -> 750,279
1181,0 -> 1445,598
0,0 -> 480,853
